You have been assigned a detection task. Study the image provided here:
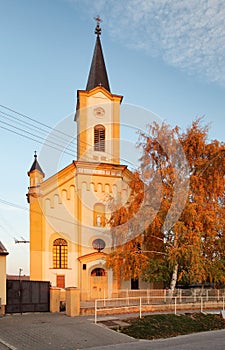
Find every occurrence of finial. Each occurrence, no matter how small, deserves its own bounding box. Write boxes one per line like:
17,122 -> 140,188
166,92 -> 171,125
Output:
34,150 -> 37,159
94,15 -> 102,36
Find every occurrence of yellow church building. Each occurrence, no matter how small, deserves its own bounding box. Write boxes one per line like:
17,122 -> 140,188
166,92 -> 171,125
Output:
27,20 -> 150,300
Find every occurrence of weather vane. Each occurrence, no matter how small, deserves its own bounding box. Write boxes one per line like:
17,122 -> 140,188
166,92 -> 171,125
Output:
94,15 -> 102,36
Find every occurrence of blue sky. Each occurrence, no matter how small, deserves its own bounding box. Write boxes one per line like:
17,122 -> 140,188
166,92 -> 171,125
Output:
0,0 -> 225,275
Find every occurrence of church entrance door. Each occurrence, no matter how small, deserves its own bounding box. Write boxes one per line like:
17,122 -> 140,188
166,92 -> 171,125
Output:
90,268 -> 108,299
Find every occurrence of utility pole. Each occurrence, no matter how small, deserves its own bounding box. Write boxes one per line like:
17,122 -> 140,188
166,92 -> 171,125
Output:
19,268 -> 23,314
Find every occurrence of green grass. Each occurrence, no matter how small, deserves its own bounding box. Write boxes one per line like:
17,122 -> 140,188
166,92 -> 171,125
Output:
119,313 -> 225,340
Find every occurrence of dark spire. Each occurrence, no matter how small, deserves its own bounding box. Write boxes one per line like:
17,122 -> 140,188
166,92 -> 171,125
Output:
28,151 -> 44,175
86,16 -> 111,92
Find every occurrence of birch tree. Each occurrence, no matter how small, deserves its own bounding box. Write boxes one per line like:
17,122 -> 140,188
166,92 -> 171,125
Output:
106,119 -> 225,293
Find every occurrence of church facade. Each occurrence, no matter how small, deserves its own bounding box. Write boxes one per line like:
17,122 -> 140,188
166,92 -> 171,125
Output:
27,21 -> 150,299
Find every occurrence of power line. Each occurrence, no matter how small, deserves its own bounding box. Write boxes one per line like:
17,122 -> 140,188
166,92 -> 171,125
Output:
0,121 -> 138,176
0,195 -> 121,248
0,104 -> 138,170
0,112 -> 76,155
0,197 -> 113,235
0,110 -> 76,151
0,211 -> 30,249
0,104 -> 74,141
0,118 -> 76,153
0,124 -> 75,157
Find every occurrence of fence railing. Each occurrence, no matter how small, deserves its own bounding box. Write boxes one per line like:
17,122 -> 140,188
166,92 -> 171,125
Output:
79,288 -> 225,302
94,295 -> 225,324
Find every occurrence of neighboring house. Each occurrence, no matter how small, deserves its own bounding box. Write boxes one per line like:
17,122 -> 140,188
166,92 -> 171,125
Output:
0,242 -> 8,314
27,21 -> 150,299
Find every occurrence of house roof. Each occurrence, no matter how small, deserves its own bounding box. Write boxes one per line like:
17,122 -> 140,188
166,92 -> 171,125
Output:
86,23 -> 110,92
0,241 -> 8,255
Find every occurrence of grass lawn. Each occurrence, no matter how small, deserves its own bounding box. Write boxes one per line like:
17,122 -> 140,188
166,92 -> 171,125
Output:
118,313 -> 225,340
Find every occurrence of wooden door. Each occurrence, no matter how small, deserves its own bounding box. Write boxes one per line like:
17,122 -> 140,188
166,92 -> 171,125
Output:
90,268 -> 108,299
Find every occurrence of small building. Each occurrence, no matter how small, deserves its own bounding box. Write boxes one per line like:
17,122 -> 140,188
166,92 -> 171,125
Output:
0,242 -> 9,315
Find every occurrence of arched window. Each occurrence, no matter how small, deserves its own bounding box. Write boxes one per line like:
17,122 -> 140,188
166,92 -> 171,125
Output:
53,238 -> 68,269
94,125 -> 105,152
93,203 -> 105,227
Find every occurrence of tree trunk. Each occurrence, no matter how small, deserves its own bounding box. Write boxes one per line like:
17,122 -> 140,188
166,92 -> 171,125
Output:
169,263 -> 178,297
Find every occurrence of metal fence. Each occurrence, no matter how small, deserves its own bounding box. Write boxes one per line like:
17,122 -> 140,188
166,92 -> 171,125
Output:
79,288 -> 225,303
80,288 -> 165,301
113,288 -> 225,300
94,291 -> 225,323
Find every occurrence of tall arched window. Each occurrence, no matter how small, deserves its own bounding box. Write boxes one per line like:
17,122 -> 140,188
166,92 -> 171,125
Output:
94,125 -> 105,152
53,238 -> 68,269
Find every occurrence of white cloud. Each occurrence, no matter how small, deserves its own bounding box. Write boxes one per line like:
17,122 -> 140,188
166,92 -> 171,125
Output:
68,0 -> 225,85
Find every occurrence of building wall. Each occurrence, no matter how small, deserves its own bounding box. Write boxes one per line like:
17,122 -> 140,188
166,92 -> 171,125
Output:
0,255 -> 7,305
77,88 -> 121,164
28,80 -> 134,293
29,159 -> 131,290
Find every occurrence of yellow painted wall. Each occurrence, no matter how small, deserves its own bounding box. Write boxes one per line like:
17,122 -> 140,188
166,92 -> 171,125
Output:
28,85 -> 134,293
76,88 -> 122,164
0,255 -> 7,305
29,161 -> 131,289
29,196 -> 44,281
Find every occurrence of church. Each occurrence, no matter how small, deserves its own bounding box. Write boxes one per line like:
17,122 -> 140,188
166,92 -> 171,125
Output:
27,19 -> 150,300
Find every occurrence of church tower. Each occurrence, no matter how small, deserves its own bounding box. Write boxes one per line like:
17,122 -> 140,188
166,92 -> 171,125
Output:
26,19 -> 149,295
27,152 -> 45,281
75,17 -> 122,164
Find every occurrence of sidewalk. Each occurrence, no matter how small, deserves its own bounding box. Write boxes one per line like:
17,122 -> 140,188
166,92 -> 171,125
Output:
1,311 -> 225,350
0,312 -> 136,350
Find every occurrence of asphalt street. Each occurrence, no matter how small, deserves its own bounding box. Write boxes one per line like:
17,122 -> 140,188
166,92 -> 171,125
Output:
82,329 -> 225,350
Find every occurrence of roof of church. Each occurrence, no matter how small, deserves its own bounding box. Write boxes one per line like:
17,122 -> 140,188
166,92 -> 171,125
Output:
28,152 -> 44,175
86,20 -> 110,92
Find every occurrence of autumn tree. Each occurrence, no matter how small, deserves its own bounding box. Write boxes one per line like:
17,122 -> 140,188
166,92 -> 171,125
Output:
106,118 -> 225,293
105,172 -> 149,284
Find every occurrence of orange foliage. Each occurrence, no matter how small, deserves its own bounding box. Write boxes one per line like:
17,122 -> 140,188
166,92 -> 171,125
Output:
107,118 -> 225,287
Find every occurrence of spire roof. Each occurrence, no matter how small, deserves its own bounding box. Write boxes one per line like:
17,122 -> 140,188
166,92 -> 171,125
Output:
86,17 -> 110,92
28,151 -> 44,175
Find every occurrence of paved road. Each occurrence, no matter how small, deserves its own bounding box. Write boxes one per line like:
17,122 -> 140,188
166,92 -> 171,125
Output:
0,313 -> 225,350
83,329 -> 225,350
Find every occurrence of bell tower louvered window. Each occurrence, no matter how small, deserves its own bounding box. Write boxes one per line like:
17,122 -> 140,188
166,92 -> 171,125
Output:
94,125 -> 105,152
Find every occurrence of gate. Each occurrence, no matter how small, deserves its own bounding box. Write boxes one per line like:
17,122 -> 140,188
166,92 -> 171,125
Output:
6,280 -> 50,313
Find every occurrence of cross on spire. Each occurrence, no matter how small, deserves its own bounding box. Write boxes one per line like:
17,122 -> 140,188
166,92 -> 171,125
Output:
94,15 -> 102,36
86,16 -> 110,92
